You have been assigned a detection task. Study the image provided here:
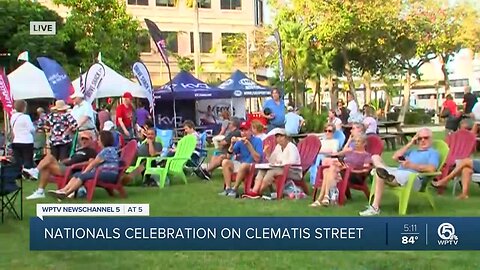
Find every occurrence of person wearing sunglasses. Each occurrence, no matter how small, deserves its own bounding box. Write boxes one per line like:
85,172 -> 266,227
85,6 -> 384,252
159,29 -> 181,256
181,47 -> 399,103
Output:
360,128 -> 440,216
24,131 -> 97,200
308,124 -> 340,186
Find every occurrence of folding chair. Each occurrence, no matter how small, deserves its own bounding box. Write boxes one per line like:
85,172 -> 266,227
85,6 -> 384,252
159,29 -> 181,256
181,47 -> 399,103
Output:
0,160 -> 23,223
187,132 -> 208,177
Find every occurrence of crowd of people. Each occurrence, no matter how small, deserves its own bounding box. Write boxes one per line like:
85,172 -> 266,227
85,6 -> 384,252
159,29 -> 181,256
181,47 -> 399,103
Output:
4,85 -> 480,216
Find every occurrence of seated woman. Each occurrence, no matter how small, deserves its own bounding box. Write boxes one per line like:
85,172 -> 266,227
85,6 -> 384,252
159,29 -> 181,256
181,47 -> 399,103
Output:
309,124 -> 340,186
310,134 -> 372,207
243,128 -> 301,199
362,106 -> 378,135
432,156 -> 478,200
212,110 -> 230,149
48,131 -> 120,199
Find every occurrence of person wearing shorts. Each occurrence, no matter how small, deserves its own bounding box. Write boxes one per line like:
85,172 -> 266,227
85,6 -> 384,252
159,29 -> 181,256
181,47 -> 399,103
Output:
359,128 -> 440,216
24,131 -> 97,200
433,157 -> 480,200
243,128 -> 301,199
48,131 -> 120,199
219,121 -> 263,197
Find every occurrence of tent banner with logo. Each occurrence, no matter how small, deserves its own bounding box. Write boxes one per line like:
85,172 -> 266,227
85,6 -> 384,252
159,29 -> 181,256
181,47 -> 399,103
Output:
196,98 -> 246,124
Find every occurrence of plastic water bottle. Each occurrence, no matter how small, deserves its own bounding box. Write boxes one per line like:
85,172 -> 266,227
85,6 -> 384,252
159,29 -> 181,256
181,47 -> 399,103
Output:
329,187 -> 339,205
76,186 -> 87,198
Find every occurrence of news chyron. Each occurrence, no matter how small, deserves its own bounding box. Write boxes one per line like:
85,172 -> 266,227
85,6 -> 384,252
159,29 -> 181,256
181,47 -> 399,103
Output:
29,204 -> 476,251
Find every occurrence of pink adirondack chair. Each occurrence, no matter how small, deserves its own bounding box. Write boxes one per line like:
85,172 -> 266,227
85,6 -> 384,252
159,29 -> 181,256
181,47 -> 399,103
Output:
437,129 -> 476,194
84,141 -> 137,202
273,135 -> 321,200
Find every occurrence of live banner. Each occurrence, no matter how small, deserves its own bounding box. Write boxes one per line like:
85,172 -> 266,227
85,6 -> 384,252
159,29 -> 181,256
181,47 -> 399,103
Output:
31,217 -> 477,250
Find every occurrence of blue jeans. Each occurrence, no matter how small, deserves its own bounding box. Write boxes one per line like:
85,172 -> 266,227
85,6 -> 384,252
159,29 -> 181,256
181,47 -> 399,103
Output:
73,169 -> 119,183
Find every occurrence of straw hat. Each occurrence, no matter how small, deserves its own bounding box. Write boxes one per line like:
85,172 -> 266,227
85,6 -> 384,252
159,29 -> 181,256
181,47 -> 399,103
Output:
51,100 -> 70,111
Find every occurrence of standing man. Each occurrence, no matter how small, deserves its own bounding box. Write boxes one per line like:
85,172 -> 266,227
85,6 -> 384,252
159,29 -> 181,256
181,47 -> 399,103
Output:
116,92 -> 135,141
284,106 -> 305,136
463,85 -> 477,115
262,88 -> 286,132
70,92 -> 96,132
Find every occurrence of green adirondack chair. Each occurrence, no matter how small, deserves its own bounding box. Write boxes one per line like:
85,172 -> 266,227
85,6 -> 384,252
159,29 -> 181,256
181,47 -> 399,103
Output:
143,134 -> 197,188
369,140 -> 449,215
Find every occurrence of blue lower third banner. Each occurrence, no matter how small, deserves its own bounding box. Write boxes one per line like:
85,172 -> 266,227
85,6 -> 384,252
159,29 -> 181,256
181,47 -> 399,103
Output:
30,217 -> 475,250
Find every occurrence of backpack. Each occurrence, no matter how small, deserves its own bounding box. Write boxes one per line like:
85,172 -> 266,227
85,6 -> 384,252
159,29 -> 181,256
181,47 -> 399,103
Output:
283,180 -> 306,199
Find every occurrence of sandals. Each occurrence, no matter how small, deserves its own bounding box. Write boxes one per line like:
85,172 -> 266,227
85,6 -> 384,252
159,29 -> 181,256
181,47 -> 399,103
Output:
310,196 -> 330,207
310,201 -> 322,207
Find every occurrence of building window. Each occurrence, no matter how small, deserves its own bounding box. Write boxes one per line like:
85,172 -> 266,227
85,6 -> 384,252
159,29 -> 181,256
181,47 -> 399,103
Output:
221,0 -> 241,10
254,0 -> 263,26
138,34 -> 152,53
163,32 -> 179,53
190,32 -> 213,53
198,0 -> 211,8
156,0 -> 175,7
128,0 -> 149,5
221,33 -> 245,53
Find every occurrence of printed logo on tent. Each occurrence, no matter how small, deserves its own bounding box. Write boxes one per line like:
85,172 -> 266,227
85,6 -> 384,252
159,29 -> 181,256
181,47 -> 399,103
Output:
212,103 -> 235,116
218,79 -> 233,89
233,90 -> 243,97
163,83 -> 211,90
239,78 -> 265,90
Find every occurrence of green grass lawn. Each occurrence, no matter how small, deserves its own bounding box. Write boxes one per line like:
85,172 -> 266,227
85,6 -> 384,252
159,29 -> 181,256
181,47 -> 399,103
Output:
1,132 -> 480,270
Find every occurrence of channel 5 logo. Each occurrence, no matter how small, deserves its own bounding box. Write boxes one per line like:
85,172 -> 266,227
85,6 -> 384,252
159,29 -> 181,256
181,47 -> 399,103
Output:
437,222 -> 459,246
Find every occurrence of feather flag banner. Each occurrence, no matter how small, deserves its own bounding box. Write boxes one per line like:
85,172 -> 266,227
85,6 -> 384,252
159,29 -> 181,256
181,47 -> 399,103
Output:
273,29 -> 285,83
132,61 -> 154,112
144,18 -> 170,67
83,63 -> 106,104
0,67 -> 14,117
37,57 -> 74,102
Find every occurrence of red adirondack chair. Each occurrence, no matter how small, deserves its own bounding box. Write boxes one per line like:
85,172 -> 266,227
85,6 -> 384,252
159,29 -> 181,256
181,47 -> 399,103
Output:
83,140 -> 137,202
273,135 -> 321,200
242,135 -> 277,193
437,129 -> 476,194
51,161 -> 90,189
313,134 -> 383,205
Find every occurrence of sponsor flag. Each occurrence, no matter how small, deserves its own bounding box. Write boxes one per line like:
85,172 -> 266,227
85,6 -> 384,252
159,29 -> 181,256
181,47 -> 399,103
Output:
0,67 -> 14,117
37,57 -> 74,102
83,63 -> 106,104
144,18 -> 170,67
273,29 -> 285,83
132,61 -> 154,112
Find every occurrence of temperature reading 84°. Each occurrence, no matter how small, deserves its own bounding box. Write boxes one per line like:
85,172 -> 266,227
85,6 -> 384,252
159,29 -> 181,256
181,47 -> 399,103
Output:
402,235 -> 419,244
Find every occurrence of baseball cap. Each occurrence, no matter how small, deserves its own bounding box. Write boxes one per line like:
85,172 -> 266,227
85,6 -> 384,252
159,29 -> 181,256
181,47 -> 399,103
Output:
123,92 -> 133,99
70,91 -> 84,99
239,121 -> 251,130
102,120 -> 115,131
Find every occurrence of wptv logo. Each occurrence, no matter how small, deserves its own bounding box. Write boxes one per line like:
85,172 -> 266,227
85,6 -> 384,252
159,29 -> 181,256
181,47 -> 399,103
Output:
437,222 -> 459,246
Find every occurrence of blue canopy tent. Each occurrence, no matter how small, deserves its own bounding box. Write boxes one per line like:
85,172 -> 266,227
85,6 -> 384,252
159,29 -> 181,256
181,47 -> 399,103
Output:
218,70 -> 271,97
153,71 -> 236,129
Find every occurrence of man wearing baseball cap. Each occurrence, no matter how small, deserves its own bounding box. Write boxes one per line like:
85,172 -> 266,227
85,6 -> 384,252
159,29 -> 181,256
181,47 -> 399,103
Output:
284,105 -> 304,136
220,121 -> 263,197
116,92 -> 134,140
70,91 -> 96,132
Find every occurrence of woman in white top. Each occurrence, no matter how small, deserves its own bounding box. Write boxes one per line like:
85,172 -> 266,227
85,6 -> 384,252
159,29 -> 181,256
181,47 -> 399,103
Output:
243,128 -> 301,198
362,106 -> 378,135
328,110 -> 342,131
309,124 -> 339,186
10,100 -> 35,168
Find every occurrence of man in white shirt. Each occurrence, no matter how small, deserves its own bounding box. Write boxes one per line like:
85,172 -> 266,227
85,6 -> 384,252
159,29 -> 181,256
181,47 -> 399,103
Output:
470,101 -> 480,122
70,92 -> 96,132
243,128 -> 302,199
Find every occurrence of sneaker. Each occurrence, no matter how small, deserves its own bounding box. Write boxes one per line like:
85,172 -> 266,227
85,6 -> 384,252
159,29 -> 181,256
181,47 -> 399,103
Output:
23,168 -> 39,180
359,205 -> 380,216
26,189 -> 45,200
227,189 -> 237,197
218,188 -> 231,196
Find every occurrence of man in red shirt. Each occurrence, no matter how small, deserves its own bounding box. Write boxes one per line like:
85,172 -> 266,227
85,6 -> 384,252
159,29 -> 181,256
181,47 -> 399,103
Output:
116,92 -> 134,140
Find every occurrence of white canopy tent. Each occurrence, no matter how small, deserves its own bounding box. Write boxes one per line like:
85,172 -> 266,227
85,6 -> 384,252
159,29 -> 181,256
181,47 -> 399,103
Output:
72,62 -> 146,99
8,62 -> 54,100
